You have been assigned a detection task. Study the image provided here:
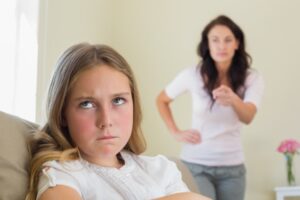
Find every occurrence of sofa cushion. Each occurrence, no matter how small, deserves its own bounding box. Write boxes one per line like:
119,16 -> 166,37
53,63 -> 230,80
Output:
0,111 -> 37,200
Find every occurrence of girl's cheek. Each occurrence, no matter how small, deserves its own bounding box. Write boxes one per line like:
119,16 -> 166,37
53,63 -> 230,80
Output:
120,110 -> 134,130
70,115 -> 96,136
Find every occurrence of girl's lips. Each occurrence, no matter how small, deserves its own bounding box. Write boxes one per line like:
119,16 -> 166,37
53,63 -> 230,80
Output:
97,135 -> 118,140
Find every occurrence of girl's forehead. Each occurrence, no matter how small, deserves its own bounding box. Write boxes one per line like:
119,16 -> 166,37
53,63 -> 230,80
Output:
68,65 -> 131,96
72,65 -> 127,84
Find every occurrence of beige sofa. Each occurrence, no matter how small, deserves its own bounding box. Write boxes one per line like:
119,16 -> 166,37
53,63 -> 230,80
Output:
0,111 -> 198,200
0,111 -> 37,200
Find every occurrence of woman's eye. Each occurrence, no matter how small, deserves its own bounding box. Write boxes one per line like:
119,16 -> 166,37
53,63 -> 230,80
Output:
79,101 -> 94,109
225,38 -> 233,43
112,97 -> 125,106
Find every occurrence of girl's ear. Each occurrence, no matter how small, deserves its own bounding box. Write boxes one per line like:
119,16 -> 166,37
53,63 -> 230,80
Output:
61,116 -> 67,127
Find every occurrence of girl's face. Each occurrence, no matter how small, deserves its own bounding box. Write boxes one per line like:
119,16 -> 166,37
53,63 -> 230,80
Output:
64,65 -> 133,167
208,25 -> 239,68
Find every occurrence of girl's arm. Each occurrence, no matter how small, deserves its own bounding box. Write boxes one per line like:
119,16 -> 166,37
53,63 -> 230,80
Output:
39,185 -> 81,200
155,192 -> 211,200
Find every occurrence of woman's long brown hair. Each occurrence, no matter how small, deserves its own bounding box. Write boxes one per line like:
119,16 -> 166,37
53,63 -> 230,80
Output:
197,15 -> 251,102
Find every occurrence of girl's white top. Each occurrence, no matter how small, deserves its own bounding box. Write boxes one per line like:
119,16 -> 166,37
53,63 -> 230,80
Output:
37,151 -> 189,200
165,66 -> 264,166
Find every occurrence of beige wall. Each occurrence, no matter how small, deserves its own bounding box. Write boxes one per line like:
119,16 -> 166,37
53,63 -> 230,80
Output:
37,0 -> 300,199
36,0 -> 113,122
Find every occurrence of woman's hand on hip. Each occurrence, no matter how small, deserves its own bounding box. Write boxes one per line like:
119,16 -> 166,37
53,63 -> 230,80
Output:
172,129 -> 201,144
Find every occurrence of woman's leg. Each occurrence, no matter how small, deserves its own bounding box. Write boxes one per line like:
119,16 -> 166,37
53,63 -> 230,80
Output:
215,164 -> 246,200
183,161 -> 217,200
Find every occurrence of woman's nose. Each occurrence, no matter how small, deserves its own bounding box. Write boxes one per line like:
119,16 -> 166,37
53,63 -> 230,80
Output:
218,42 -> 226,50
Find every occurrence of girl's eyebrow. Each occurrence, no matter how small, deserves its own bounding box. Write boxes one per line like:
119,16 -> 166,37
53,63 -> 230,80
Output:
73,96 -> 94,102
112,92 -> 131,97
73,92 -> 131,101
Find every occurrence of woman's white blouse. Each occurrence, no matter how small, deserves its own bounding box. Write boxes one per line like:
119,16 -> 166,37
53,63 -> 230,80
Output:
165,66 -> 264,166
37,151 -> 189,200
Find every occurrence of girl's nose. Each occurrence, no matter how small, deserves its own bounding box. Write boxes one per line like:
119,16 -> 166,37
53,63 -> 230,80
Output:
96,106 -> 112,129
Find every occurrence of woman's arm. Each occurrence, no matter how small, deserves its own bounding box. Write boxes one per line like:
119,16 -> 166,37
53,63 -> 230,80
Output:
156,90 -> 179,134
156,91 -> 201,144
155,192 -> 211,200
230,95 -> 257,124
213,85 -> 257,124
39,185 -> 82,200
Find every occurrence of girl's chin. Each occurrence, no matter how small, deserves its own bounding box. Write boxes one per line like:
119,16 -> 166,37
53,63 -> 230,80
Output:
81,147 -> 118,159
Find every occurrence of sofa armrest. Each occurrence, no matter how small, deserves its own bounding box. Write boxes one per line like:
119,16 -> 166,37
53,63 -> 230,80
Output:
168,157 -> 199,193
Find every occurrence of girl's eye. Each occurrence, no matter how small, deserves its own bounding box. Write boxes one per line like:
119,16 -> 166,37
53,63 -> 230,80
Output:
79,101 -> 94,109
112,97 -> 125,106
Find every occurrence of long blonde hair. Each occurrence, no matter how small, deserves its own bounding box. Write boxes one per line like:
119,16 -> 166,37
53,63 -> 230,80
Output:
25,43 -> 146,200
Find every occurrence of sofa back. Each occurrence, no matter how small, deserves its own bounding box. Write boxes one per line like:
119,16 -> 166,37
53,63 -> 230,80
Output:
0,111 -> 37,200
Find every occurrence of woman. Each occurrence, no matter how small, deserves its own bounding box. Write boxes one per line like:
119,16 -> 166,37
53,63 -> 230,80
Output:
156,15 -> 264,200
25,43 -> 210,200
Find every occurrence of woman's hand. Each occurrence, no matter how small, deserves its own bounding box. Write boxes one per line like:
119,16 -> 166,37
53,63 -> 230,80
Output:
172,129 -> 201,144
212,85 -> 238,106
212,84 -> 257,124
157,91 -> 202,143
156,91 -> 201,144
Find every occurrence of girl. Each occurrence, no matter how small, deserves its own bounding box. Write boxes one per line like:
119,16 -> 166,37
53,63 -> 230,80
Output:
26,43 -> 210,200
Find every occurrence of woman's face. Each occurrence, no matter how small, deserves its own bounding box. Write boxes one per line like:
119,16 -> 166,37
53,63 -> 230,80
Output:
208,25 -> 239,67
64,65 -> 133,167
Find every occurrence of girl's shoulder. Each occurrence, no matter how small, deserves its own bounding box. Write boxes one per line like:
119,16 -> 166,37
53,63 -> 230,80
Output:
135,154 -> 170,165
127,152 -> 176,172
42,159 -> 84,173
